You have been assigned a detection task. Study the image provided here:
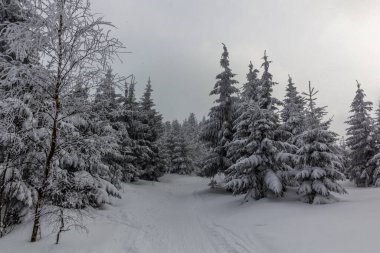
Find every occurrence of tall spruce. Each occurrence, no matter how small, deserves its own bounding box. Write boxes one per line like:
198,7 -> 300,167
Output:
201,43 -> 239,181
280,75 -> 306,142
295,82 -> 346,204
225,51 -> 292,200
241,61 -> 260,100
138,77 -> 165,181
345,81 -> 375,186
227,61 -> 260,164
368,102 -> 380,185
183,113 -> 207,172
169,120 -> 194,174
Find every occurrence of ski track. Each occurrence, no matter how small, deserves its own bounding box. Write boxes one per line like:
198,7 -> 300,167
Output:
3,175 -> 380,253
120,175 -> 261,253
0,175 -> 269,253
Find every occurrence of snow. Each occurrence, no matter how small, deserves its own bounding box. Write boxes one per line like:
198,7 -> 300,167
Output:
1,174 -> 380,253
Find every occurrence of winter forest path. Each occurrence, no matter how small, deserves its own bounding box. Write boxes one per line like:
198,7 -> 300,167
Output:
115,174 -> 267,253
2,175 -> 380,253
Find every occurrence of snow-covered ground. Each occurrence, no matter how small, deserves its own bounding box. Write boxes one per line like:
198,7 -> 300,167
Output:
1,174 -> 380,253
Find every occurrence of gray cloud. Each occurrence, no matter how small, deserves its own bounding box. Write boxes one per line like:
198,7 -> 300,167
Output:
91,0 -> 380,136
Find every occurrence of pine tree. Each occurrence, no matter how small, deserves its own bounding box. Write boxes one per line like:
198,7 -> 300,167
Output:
119,76 -> 149,181
141,77 -> 154,111
280,75 -> 306,142
137,77 -> 165,181
241,61 -> 260,100
227,61 -> 260,164
169,120 -> 194,174
182,113 -> 206,172
127,77 -> 138,110
295,82 -> 346,204
345,81 -> 375,187
0,0 -> 35,237
201,43 -> 239,181
163,120 -> 178,172
278,75 -> 306,185
95,68 -> 118,114
157,121 -> 172,173
225,51 -> 292,200
368,102 -> 380,186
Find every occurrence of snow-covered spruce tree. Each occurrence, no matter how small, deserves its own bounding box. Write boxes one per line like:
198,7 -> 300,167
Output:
0,0 -> 124,241
0,99 -> 35,237
200,44 -> 239,182
368,102 -> 380,186
47,82 -> 122,209
156,121 -> 172,172
225,51 -> 293,200
137,77 -> 165,181
172,136 -> 194,175
119,76 -> 150,179
123,75 -> 140,139
241,61 -> 260,101
183,113 -> 198,143
164,120 -> 179,172
278,75 -> 307,185
227,61 -> 260,164
295,82 -> 346,204
116,75 -> 140,182
93,69 -> 141,184
0,0 -> 36,237
280,75 -> 306,142
94,69 -> 118,112
182,113 -> 207,172
169,120 -> 194,174
345,81 -> 375,187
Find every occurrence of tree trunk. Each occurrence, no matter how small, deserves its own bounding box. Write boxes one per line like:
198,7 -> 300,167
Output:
31,1 -> 64,241
56,209 -> 64,244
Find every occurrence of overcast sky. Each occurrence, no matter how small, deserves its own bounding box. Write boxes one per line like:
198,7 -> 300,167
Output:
91,0 -> 380,136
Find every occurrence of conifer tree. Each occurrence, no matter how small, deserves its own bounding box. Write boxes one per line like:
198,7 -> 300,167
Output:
368,102 -> 380,185
164,120 -> 179,172
0,0 -> 35,237
241,61 -> 260,100
182,113 -> 206,171
295,82 -> 346,204
127,77 -> 138,110
138,77 -> 165,181
112,76 -> 140,182
225,51 -> 291,200
169,120 -> 194,174
158,121 -> 173,172
346,81 -> 375,186
94,68 -> 118,114
201,43 -> 239,181
278,75 -> 306,184
280,75 -> 306,142
227,61 -> 260,164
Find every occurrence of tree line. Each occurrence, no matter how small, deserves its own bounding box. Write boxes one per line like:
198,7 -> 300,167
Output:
200,43 -> 380,205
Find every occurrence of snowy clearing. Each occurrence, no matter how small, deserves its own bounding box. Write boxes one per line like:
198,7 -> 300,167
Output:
0,174 -> 379,253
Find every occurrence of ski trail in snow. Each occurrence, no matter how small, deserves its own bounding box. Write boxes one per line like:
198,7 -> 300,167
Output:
0,175 -> 268,253
113,175 -> 264,253
4,175 -> 380,253
190,188 -> 261,253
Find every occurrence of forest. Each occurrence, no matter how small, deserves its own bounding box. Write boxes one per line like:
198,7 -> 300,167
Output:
0,0 -> 379,252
